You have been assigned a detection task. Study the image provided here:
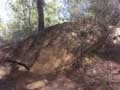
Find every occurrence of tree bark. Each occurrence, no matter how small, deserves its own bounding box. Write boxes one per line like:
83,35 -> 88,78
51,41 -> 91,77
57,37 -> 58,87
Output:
37,0 -> 44,31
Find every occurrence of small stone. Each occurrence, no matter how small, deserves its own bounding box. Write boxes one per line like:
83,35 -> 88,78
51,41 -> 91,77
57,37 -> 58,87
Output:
26,80 -> 47,90
0,65 -> 11,79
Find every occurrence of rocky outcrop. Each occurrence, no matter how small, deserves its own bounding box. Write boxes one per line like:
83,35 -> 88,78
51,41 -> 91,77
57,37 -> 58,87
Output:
0,21 -> 107,74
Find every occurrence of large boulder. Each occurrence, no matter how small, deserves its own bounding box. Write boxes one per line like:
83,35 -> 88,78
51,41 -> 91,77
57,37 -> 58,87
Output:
0,21 -> 107,74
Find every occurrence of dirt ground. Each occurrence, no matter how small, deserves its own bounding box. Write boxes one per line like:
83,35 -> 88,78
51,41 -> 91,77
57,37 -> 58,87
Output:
0,39 -> 120,90
0,54 -> 120,90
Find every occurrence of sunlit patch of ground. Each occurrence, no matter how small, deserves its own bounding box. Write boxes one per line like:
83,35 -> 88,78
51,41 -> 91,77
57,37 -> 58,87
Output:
0,64 -> 11,79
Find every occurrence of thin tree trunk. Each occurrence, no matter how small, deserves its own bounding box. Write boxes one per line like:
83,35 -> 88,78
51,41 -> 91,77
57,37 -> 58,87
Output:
37,0 -> 44,31
28,0 -> 31,27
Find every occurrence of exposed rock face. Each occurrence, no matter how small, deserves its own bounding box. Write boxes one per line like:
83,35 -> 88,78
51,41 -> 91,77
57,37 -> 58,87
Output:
0,22 -> 107,74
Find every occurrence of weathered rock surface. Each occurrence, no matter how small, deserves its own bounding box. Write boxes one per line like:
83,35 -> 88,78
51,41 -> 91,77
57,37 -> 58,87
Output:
0,22 -> 107,74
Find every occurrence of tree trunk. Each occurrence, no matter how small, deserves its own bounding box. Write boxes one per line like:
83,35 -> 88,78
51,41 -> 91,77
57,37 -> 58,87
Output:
37,0 -> 44,31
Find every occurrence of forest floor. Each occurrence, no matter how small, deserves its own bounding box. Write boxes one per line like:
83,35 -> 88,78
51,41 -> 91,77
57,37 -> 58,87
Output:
0,45 -> 120,90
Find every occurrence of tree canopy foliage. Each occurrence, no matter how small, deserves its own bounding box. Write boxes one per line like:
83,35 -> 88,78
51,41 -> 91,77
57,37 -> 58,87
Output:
0,0 -> 119,41
0,0 -> 119,45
